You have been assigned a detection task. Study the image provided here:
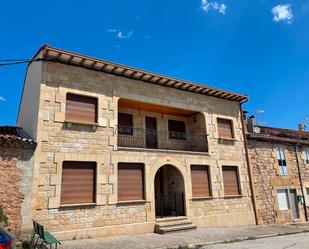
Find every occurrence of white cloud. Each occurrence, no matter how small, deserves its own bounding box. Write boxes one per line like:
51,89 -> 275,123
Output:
108,29 -> 133,39
272,4 -> 293,24
0,96 -> 6,102
201,0 -> 227,15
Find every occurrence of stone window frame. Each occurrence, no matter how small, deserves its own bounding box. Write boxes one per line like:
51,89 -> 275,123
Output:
186,158 -> 216,200
54,86 -> 110,128
111,155 -> 149,205
48,153 -> 109,209
218,160 -> 245,199
212,114 -> 240,142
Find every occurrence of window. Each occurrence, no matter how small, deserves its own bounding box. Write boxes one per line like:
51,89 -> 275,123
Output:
118,163 -> 144,201
191,165 -> 211,198
118,113 -> 133,135
305,148 -> 309,164
66,93 -> 98,123
277,189 -> 289,210
277,146 -> 288,176
60,161 -> 96,205
217,118 -> 234,139
222,166 -> 240,196
168,120 -> 186,140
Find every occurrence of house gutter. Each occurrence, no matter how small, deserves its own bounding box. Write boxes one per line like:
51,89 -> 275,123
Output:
294,142 -> 308,221
239,100 -> 259,225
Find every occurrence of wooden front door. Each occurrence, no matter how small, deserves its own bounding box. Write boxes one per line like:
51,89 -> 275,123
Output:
145,117 -> 158,149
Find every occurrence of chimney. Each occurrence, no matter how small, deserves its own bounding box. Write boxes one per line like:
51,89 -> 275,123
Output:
298,123 -> 306,132
247,115 -> 255,133
242,110 -> 248,131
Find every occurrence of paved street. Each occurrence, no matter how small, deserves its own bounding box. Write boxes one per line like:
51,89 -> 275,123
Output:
203,232 -> 309,249
59,224 -> 309,249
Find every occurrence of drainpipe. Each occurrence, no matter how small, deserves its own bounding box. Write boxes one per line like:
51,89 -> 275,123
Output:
239,100 -> 259,225
294,142 -> 308,221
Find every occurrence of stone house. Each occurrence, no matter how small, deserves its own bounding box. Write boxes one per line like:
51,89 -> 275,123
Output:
247,117 -> 309,224
17,45 -> 256,240
0,126 -> 36,236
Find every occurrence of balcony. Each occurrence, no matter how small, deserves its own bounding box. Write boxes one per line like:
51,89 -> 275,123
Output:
117,127 -> 208,153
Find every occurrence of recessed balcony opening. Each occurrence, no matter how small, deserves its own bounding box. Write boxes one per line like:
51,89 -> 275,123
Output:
117,98 -> 209,153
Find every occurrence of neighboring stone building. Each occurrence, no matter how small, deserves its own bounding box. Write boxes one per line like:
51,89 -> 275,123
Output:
0,126 -> 36,236
17,45 -> 256,240
247,117 -> 309,224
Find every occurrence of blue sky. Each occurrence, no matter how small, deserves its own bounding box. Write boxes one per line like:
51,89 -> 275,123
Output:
0,0 -> 308,129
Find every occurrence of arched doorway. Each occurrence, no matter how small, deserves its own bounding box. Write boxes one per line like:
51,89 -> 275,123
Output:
154,164 -> 185,218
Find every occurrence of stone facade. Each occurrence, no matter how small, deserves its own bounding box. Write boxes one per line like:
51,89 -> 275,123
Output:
0,145 -> 34,236
247,138 -> 309,224
17,48 -> 255,240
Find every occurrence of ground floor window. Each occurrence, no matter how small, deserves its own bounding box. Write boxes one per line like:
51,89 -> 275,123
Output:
277,189 -> 289,210
222,166 -> 240,196
60,161 -> 96,205
191,165 -> 211,198
118,163 -> 144,201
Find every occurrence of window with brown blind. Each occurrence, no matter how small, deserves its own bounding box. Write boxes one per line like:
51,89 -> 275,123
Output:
168,120 -> 186,140
118,163 -> 144,201
191,165 -> 211,198
60,161 -> 96,205
222,166 -> 240,196
65,93 -> 98,124
118,113 -> 133,135
217,118 -> 234,139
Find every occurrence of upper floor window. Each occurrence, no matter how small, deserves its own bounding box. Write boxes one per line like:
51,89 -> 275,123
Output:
277,146 -> 288,176
66,93 -> 98,124
305,148 -> 309,164
222,166 -> 241,196
118,113 -> 133,135
217,118 -> 234,140
168,120 -> 186,140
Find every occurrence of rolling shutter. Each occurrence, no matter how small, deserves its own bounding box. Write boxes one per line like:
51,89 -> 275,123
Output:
217,118 -> 233,139
191,165 -> 211,198
222,166 -> 240,196
118,163 -> 144,201
66,93 -> 97,123
60,161 -> 96,205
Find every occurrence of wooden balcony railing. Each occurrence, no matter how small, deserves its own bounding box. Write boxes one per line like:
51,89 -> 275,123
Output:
117,127 -> 208,153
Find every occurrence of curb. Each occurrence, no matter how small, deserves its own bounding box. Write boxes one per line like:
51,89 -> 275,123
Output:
163,229 -> 309,249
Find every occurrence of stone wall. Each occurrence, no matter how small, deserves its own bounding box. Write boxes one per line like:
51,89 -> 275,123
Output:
0,146 -> 34,235
247,139 -> 309,224
22,61 -> 255,239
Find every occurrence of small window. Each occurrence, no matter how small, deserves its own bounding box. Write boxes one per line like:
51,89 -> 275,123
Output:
222,166 -> 240,196
61,161 -> 96,205
277,146 -> 288,176
217,118 -> 234,139
305,148 -> 309,164
65,93 -> 97,124
118,113 -> 133,135
277,189 -> 289,210
118,163 -> 144,201
168,120 -> 186,140
191,165 -> 211,198
306,188 -> 309,205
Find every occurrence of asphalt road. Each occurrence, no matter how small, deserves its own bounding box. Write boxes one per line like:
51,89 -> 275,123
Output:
202,233 -> 309,249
